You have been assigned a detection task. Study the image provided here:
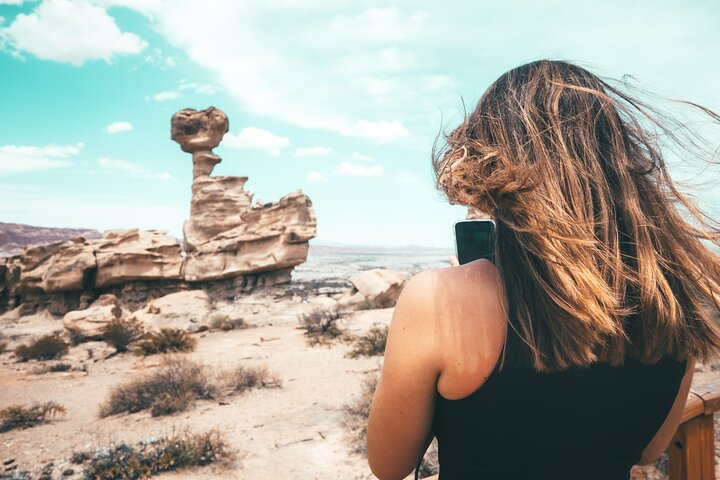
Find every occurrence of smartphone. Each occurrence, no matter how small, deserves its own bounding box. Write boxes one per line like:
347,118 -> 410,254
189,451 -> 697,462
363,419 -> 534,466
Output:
454,220 -> 496,264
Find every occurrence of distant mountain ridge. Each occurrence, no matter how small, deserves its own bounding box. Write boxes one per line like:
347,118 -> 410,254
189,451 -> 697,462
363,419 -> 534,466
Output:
0,221 -> 102,257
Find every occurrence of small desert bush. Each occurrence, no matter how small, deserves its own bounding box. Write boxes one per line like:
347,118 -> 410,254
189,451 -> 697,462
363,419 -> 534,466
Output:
344,373 -> 378,456
0,401 -> 66,432
103,317 -> 144,353
136,328 -> 197,356
79,429 -> 234,478
223,365 -> 282,392
99,359 -> 217,418
0,331 -> 7,353
100,359 -> 281,418
300,308 -> 346,346
33,362 -> 72,374
14,334 -> 69,362
346,325 -> 389,358
208,312 -> 248,331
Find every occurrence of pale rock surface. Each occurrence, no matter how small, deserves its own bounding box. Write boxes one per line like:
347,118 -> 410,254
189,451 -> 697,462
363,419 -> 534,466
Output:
348,269 -> 407,308
174,107 -> 317,283
93,229 -> 182,287
62,294 -> 128,340
132,290 -> 212,332
17,237 -> 95,293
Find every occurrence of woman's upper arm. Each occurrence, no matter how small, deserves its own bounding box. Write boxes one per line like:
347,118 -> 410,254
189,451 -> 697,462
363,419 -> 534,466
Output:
638,359 -> 695,465
367,270 -> 443,480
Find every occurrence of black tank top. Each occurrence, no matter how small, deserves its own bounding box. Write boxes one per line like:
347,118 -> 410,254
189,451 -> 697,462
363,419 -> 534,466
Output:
432,323 -> 687,479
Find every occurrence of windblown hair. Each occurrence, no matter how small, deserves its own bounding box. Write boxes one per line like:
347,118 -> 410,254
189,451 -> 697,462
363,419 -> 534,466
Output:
434,60 -> 720,372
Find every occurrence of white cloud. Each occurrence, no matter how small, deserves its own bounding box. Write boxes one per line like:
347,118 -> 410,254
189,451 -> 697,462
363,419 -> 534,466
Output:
306,171 -> 328,182
0,142 -> 83,175
352,152 -> 375,162
179,82 -> 218,94
150,91 -> 180,101
330,8 -> 430,44
104,121 -> 133,134
335,162 -> 384,176
354,120 -> 409,142
1,0 -> 147,66
294,146 -> 333,157
131,2 -> 430,142
224,127 -> 290,156
97,157 -> 172,180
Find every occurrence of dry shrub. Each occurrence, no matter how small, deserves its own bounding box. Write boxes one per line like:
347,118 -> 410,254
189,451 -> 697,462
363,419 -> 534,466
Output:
223,365 -> 282,392
103,317 -> 144,353
300,308 -> 346,346
99,359 -> 217,418
136,328 -> 197,356
346,325 -> 389,358
80,429 -> 234,478
0,401 -> 66,432
0,331 -> 7,353
33,362 -> 72,374
100,359 -> 281,418
344,373 -> 378,455
208,312 -> 248,331
14,334 -> 68,362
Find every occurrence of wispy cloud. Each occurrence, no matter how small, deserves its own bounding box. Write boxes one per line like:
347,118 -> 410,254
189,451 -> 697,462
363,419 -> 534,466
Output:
149,90 -> 180,101
104,121 -> 133,134
334,161 -> 384,176
147,81 -> 218,101
294,146 -> 333,157
0,142 -> 83,175
224,127 -> 290,156
306,171 -> 328,182
352,152 -> 375,162
1,0 -> 146,66
97,157 -> 172,180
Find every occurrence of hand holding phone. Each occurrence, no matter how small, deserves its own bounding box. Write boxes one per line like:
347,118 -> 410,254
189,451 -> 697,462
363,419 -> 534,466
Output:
453,220 -> 496,265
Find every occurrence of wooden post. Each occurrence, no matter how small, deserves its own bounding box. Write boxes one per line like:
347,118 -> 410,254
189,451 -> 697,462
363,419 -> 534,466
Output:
669,413 -> 715,480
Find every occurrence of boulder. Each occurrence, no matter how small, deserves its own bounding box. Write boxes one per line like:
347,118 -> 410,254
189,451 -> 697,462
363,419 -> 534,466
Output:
349,269 -> 407,308
18,238 -> 96,293
183,191 -> 316,281
132,290 -> 212,332
94,229 -> 182,287
63,294 -> 129,340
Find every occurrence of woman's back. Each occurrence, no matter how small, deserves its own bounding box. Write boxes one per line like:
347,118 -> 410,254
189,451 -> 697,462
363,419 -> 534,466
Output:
432,259 -> 689,479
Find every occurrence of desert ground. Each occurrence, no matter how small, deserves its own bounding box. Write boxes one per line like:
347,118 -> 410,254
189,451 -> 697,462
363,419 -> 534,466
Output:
1,287 -> 719,480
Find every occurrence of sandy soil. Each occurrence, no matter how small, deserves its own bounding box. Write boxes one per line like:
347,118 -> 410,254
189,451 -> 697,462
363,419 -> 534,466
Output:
0,299 -> 391,479
2,295 -> 720,480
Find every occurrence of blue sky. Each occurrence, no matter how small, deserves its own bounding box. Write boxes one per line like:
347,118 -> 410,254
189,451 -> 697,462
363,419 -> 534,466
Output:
0,0 -> 719,248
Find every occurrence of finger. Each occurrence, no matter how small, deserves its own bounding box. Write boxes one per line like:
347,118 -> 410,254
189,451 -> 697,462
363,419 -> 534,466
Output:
449,256 -> 459,267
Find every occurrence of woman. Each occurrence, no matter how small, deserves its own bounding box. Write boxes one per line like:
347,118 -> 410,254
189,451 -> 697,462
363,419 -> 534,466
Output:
367,60 -> 720,480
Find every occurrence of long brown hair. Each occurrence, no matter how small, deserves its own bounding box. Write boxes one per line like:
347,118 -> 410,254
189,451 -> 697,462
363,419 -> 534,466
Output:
434,60 -> 720,372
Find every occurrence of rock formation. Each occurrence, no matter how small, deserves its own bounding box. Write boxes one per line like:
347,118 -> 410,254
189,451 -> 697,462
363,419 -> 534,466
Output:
0,221 -> 102,257
0,106 -> 317,315
172,107 -> 317,282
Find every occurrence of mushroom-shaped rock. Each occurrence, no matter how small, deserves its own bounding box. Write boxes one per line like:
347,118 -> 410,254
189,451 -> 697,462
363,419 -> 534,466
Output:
171,107 -> 229,178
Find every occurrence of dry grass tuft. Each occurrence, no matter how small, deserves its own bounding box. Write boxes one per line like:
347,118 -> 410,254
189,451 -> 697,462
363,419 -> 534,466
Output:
100,358 -> 282,418
14,334 -> 69,362
0,401 -> 66,432
223,365 -> 282,392
346,325 -> 388,358
208,312 -> 248,331
99,358 -> 217,418
136,328 -> 197,356
300,308 -> 347,346
79,429 -> 235,478
344,373 -> 378,456
103,317 -> 144,353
